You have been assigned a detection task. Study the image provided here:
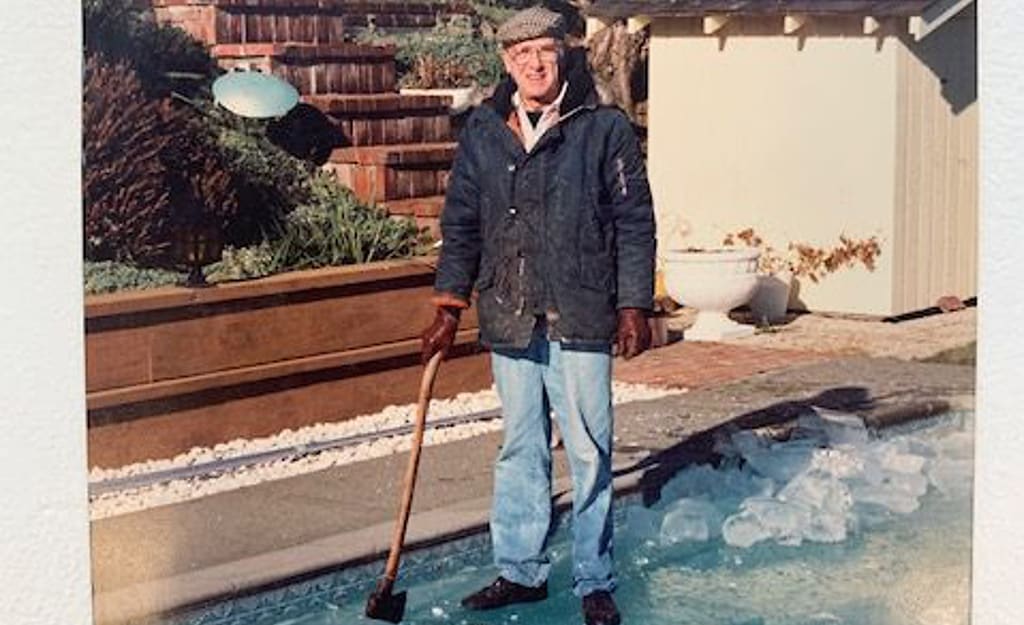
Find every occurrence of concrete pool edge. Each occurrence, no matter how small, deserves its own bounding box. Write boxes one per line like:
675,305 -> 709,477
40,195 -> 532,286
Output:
92,391 -> 975,625
91,459 -> 651,625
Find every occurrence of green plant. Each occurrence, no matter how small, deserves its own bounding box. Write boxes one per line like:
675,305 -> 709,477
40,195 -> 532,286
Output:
200,102 -> 316,243
84,261 -> 185,295
722,228 -> 882,283
371,23 -> 504,89
269,174 -> 428,269
206,243 -> 278,282
83,0 -> 217,97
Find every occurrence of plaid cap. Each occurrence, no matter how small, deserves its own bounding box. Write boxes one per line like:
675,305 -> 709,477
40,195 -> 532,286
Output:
496,6 -> 566,45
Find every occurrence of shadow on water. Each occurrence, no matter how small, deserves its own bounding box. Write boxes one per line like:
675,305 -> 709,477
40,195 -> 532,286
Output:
615,386 -> 878,508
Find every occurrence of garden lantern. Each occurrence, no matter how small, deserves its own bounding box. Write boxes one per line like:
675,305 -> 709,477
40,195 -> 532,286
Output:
175,220 -> 223,288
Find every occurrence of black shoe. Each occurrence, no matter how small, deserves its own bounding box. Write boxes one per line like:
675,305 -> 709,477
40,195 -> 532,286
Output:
460,576 -> 548,610
582,590 -> 621,625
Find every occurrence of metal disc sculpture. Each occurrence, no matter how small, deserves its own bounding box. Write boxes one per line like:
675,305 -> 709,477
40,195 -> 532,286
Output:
212,69 -> 299,119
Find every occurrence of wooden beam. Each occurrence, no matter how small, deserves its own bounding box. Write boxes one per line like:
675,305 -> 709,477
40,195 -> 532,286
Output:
915,0 -> 975,40
703,14 -> 730,35
908,15 -> 924,38
627,14 -> 652,34
784,13 -> 808,34
863,15 -> 882,35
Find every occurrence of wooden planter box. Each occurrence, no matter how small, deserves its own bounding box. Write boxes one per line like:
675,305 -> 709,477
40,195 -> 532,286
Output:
85,258 -> 490,468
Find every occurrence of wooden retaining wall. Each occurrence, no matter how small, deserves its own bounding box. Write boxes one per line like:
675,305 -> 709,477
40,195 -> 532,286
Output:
85,258 -> 491,468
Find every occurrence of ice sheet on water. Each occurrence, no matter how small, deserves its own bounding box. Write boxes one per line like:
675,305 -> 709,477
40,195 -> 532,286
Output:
625,503 -> 663,543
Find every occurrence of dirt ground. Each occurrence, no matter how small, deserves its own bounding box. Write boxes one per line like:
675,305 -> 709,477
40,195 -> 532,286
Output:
666,306 -> 978,362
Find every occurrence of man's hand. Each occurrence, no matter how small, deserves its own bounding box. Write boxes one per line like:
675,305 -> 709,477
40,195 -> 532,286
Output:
616,308 -> 651,360
421,306 -> 461,364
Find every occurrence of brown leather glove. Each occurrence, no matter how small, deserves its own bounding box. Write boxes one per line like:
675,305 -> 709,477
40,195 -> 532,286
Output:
421,306 -> 461,364
616,307 -> 651,360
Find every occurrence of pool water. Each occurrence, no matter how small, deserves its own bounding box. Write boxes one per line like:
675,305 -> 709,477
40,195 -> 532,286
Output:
173,411 -> 972,625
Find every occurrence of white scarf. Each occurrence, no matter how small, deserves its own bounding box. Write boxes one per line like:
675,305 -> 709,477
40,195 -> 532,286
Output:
512,82 -> 569,152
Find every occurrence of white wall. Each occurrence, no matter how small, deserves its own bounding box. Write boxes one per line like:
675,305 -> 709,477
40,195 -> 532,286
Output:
0,3 -> 92,625
974,1 -> 1024,624
649,17 -> 900,314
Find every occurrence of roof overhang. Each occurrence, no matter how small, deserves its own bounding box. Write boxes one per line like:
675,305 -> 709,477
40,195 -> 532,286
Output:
586,0 -> 973,40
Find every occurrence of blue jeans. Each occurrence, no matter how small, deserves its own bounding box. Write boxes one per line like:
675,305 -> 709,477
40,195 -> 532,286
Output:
489,323 -> 616,597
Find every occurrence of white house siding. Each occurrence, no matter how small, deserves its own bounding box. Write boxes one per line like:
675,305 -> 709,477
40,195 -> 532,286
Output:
893,8 -> 978,312
649,15 -> 922,315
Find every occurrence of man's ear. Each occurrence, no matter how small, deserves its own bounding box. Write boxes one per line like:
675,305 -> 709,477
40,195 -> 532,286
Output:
500,49 -> 515,75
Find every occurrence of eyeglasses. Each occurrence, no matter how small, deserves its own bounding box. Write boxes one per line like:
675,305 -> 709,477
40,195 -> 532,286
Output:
508,45 -> 561,66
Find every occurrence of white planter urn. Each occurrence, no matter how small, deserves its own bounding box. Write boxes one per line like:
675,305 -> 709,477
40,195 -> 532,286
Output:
661,247 -> 760,341
748,270 -> 793,325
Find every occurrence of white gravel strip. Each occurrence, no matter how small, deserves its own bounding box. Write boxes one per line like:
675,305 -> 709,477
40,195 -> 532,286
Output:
89,382 -> 685,520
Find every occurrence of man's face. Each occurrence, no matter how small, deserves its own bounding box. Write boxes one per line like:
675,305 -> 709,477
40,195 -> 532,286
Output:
502,37 -> 562,106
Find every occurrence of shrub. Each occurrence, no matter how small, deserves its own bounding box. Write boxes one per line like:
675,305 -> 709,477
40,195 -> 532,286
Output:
83,54 -> 176,263
83,54 -> 242,264
269,174 -> 428,269
83,0 -> 216,97
84,261 -> 184,295
204,103 -> 317,242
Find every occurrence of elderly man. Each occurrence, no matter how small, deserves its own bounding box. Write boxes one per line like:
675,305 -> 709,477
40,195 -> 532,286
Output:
420,6 -> 655,625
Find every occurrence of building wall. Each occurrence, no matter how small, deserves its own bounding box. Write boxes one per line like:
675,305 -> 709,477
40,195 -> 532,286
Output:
648,15 -> 972,315
893,7 -> 978,312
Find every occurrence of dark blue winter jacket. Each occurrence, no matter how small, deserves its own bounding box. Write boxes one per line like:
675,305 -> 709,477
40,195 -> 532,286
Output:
433,60 -> 656,349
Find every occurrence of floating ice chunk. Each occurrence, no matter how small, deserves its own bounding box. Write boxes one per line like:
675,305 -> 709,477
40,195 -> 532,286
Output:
807,447 -> 864,480
934,431 -> 974,461
659,463 -> 722,502
927,457 -> 973,498
431,606 -> 447,618
723,497 -> 808,548
797,407 -> 870,447
778,470 -> 854,543
738,439 -> 817,483
722,511 -> 769,548
849,482 -> 920,515
660,498 -> 724,544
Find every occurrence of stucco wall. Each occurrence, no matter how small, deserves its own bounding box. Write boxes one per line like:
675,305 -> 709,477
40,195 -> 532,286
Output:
649,16 -> 901,315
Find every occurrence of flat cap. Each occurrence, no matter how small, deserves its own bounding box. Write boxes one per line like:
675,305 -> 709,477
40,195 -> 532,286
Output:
496,6 -> 566,45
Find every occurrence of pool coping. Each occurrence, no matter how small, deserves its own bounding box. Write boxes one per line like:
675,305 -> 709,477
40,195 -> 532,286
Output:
92,390 -> 975,625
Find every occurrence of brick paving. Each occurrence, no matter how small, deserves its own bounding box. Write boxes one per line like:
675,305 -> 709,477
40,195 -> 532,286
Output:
614,338 -> 835,390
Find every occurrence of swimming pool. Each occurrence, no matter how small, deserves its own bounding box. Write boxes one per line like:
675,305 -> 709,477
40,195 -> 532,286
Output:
169,410 -> 972,625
